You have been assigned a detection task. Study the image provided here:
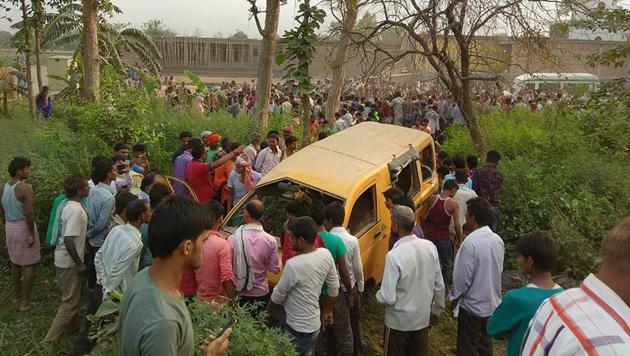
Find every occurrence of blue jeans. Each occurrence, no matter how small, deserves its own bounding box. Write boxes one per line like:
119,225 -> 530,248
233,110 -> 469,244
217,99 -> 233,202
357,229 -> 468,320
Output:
489,207 -> 501,233
431,239 -> 453,285
287,327 -> 319,356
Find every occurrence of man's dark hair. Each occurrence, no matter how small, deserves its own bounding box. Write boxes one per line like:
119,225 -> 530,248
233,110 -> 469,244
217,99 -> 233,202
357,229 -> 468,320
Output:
91,155 -> 108,168
438,164 -> 450,180
132,144 -> 147,153
92,158 -> 114,184
115,192 -> 137,215
324,201 -> 345,226
267,130 -> 280,137
466,197 -> 492,226
268,133 -> 280,142
452,156 -> 466,169
288,216 -> 318,244
220,137 -> 233,149
205,200 -> 225,228
187,138 -> 202,151
466,155 -> 478,170
396,195 -> 416,211
245,200 -> 265,221
309,199 -> 326,226
140,171 -> 158,192
125,199 -> 147,222
149,183 -> 171,209
487,150 -> 501,164
285,135 -> 298,145
149,196 -> 210,258
286,199 -> 311,218
8,157 -> 31,177
114,143 -> 129,152
191,142 -> 206,160
383,187 -> 405,202
454,169 -> 468,185
517,231 -> 558,272
64,175 -> 86,197
179,131 -> 192,140
443,179 -> 459,191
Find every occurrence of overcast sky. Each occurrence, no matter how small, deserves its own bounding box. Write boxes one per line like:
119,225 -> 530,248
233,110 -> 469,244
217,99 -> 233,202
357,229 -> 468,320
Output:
1,0 -> 628,38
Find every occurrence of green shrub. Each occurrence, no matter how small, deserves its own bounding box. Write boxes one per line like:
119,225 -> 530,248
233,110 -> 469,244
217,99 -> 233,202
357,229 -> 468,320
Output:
442,106 -> 630,278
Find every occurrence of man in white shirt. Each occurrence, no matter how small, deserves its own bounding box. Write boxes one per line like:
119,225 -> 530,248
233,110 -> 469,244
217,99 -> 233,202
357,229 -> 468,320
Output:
254,133 -> 283,176
269,216 -> 339,356
450,169 -> 477,238
449,197 -> 504,356
95,199 -> 150,300
325,201 -> 365,355
377,205 -> 445,356
45,176 -> 89,342
243,132 -> 260,163
521,217 -> 630,356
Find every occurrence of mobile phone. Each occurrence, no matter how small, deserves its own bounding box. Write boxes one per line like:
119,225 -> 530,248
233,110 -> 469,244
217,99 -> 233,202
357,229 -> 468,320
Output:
216,318 -> 237,338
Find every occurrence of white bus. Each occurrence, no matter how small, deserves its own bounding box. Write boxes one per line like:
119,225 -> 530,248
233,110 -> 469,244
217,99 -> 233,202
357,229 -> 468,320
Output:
513,73 -> 600,93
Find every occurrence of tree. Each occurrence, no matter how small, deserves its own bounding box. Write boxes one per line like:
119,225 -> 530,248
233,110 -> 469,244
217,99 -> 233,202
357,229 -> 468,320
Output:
81,0 -> 99,101
0,59 -> 18,117
276,0 -> 326,146
191,27 -> 203,37
142,18 -> 176,37
249,0 -> 283,134
325,0 -> 360,125
19,0 -> 34,119
230,30 -> 249,39
354,0 -> 557,154
32,0 -> 44,91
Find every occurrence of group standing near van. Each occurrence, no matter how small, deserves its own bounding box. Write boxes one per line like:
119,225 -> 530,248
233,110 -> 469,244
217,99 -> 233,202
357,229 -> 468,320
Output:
3,116 -> 630,356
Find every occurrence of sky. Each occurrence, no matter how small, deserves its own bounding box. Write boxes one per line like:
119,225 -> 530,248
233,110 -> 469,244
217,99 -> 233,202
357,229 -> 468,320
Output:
0,0 -> 311,39
1,0 -> 628,38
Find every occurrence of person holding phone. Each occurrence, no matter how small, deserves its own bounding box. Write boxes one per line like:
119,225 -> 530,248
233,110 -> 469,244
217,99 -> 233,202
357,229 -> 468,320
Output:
118,196 -> 232,356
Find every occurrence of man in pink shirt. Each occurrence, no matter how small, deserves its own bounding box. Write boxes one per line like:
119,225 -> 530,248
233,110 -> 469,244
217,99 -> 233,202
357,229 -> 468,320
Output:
195,201 -> 236,303
228,200 -> 280,312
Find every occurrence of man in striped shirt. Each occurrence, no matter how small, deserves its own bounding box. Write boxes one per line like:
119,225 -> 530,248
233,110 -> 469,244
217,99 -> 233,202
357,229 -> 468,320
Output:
521,217 -> 630,355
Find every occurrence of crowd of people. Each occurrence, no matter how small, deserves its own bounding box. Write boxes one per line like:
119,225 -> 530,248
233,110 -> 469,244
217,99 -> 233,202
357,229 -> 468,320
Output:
1,88 -> 629,356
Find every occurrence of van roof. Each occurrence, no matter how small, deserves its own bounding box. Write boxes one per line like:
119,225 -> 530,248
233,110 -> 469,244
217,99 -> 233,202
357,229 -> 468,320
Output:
258,122 -> 433,198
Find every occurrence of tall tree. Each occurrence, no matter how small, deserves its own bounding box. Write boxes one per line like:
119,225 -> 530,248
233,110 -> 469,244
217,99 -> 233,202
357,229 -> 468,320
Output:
325,0 -> 360,125
32,0 -> 44,91
230,30 -> 249,39
81,0 -> 99,101
142,19 -> 177,37
19,0 -> 34,119
276,0 -> 326,146
355,0 -> 557,154
249,0 -> 283,134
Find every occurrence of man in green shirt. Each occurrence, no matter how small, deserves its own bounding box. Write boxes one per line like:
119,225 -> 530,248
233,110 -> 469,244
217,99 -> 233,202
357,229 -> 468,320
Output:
118,196 -> 231,356
310,199 -> 355,355
487,231 -> 563,356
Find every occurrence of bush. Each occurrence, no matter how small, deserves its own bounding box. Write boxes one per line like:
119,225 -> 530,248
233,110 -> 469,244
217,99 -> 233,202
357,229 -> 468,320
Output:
442,106 -> 630,278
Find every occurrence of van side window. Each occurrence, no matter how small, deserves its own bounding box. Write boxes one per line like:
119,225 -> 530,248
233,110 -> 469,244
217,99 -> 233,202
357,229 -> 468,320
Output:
348,185 -> 376,236
420,146 -> 434,181
396,162 -> 419,196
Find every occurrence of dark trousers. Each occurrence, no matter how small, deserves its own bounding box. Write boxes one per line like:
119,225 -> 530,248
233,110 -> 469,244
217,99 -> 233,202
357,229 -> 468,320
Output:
324,290 -> 353,355
456,308 -> 493,356
489,207 -> 500,233
384,326 -> 429,356
349,295 -> 363,356
431,239 -> 453,285
84,245 -> 99,290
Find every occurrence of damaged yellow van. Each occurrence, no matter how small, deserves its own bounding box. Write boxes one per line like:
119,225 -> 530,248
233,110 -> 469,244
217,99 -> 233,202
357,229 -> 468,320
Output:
220,122 -> 438,284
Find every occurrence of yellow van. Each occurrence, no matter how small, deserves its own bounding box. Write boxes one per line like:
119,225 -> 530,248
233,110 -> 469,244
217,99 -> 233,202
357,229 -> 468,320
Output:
220,122 -> 438,284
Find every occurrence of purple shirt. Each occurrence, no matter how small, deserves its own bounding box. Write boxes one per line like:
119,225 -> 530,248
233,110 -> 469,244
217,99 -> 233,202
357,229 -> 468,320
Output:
472,163 -> 503,207
228,224 -> 280,297
172,151 -> 192,197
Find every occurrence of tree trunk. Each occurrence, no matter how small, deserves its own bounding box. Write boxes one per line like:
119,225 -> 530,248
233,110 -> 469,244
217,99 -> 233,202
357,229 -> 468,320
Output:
81,0 -> 100,101
325,0 -> 358,125
20,0 -> 35,120
301,94 -> 312,147
2,95 -> 8,118
33,0 -> 43,91
460,81 -> 486,154
253,0 -> 281,134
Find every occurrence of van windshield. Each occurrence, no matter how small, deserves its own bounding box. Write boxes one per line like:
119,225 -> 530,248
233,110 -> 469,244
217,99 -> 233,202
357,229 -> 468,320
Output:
222,179 -> 342,236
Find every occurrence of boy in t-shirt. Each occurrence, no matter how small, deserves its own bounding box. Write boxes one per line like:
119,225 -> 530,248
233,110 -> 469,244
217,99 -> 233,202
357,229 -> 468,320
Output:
269,216 -> 340,356
487,231 -> 564,356
45,176 -> 89,341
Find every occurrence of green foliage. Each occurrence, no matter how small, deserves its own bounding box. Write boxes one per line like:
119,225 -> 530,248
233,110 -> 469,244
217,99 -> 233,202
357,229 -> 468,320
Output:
276,2 -> 326,96
442,106 -> 630,278
141,18 -> 177,37
570,7 -> 630,67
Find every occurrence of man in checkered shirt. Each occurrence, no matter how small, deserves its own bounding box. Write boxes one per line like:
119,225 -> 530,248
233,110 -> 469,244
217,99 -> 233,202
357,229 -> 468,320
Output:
521,217 -> 630,355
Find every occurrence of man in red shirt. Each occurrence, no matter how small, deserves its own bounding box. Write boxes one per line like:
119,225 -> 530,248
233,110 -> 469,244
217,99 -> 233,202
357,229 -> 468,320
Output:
281,199 -> 323,266
185,142 -> 240,204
